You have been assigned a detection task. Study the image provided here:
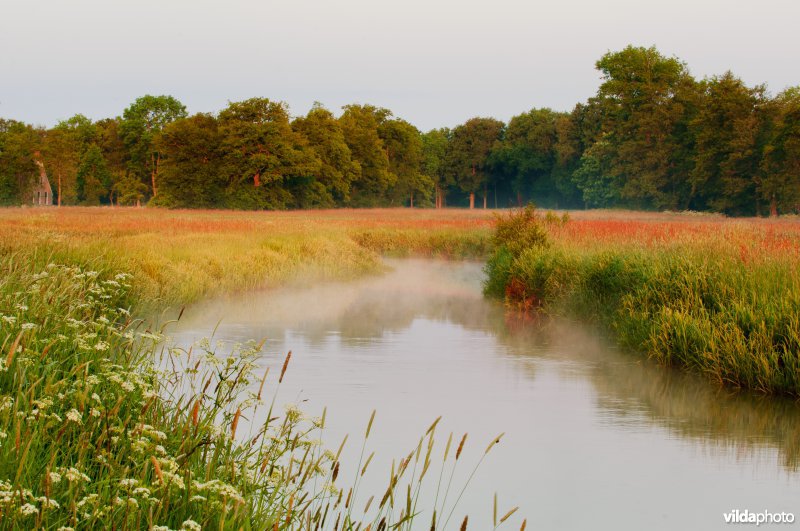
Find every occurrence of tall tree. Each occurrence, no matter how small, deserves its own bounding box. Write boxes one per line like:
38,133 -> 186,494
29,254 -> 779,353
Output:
41,127 -> 80,206
338,104 -> 394,206
77,144 -> 113,205
292,103 -> 359,207
595,45 -> 698,209
421,128 -> 451,208
0,119 -> 40,205
689,72 -> 767,214
446,117 -> 504,208
218,98 -> 318,209
157,113 -> 224,208
761,87 -> 800,215
94,118 -> 128,204
379,118 -> 430,207
121,95 -> 187,199
492,108 -> 561,206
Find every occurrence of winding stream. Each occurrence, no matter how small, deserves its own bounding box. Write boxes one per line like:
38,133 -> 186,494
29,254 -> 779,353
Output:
167,259 -> 800,530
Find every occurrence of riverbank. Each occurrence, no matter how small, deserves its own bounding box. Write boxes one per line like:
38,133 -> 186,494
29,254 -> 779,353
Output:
484,207 -> 800,396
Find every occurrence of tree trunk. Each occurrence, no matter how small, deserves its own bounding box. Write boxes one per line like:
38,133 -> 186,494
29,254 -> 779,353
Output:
469,192 -> 475,209
254,172 -> 261,187
57,174 -> 62,207
770,195 -> 778,217
151,153 -> 159,197
409,192 -> 414,208
483,186 -> 487,209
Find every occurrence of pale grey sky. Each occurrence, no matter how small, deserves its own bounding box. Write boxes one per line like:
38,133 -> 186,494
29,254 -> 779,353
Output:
2,0 -> 798,130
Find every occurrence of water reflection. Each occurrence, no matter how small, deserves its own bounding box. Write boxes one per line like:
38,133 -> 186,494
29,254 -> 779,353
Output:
167,259 -> 800,530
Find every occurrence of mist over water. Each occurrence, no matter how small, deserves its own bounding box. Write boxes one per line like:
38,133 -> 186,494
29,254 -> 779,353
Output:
168,259 -> 800,530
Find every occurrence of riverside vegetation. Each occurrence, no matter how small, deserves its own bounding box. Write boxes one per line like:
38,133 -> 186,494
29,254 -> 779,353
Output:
484,206 -> 800,396
0,208 -> 522,530
1,205 -> 798,528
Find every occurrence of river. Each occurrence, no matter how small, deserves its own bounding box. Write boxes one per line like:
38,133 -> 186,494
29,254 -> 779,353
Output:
167,258 -> 800,530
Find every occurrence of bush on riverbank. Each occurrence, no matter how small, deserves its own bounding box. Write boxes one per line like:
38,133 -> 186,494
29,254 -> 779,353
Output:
484,208 -> 800,395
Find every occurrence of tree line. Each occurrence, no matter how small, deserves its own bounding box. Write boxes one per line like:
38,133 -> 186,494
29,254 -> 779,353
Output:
1,45 -> 798,214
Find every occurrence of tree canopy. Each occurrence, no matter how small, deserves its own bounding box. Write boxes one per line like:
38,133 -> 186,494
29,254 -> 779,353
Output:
3,47 -> 798,215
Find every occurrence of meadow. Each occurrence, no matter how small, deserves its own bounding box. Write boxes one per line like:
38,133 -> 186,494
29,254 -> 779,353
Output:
1,205 -> 798,529
485,207 -> 800,395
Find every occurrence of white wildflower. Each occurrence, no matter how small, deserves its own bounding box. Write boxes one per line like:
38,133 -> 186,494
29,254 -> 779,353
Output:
0,396 -> 13,411
94,341 -> 109,352
63,467 -> 90,483
66,409 -> 82,424
19,503 -> 38,516
121,381 -> 135,392
48,471 -> 62,484
181,520 -> 202,531
21,323 -> 36,330
90,408 -> 101,418
132,487 -> 151,497
37,496 -> 60,509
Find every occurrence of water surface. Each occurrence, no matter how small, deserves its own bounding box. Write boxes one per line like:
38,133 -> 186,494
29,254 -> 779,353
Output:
168,259 -> 800,530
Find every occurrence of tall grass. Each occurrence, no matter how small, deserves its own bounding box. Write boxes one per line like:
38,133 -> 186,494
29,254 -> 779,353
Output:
484,208 -> 800,396
0,253 -> 523,529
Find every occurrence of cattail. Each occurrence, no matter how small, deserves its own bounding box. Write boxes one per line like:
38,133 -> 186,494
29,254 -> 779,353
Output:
257,366 -> 270,400
191,399 -> 200,426
364,495 -> 374,513
285,494 -> 294,527
500,507 -> 519,524
520,519 -> 527,531
365,409 -> 376,439
279,351 -> 292,383
361,452 -> 374,477
6,331 -> 23,368
345,488 -> 352,509
456,433 -> 467,460
332,461 -> 340,482
151,456 -> 164,483
231,408 -> 242,438
485,433 -> 505,455
426,416 -> 442,435
460,515 -> 468,531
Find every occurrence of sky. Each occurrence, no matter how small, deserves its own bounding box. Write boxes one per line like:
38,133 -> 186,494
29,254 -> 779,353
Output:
2,0 -> 799,131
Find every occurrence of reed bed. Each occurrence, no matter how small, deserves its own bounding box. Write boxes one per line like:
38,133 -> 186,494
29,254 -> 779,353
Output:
485,207 -> 800,395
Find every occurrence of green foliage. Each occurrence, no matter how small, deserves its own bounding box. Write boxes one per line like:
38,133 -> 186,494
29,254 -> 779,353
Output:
491,205 -> 549,257
156,113 -> 224,208
484,231 -> 800,395
571,150 -> 620,207
338,104 -> 395,205
292,103 -> 360,206
483,206 -> 550,299
446,117 -> 504,200
3,44 -> 798,213
77,144 -> 113,205
0,119 -> 39,205
121,95 -> 188,199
